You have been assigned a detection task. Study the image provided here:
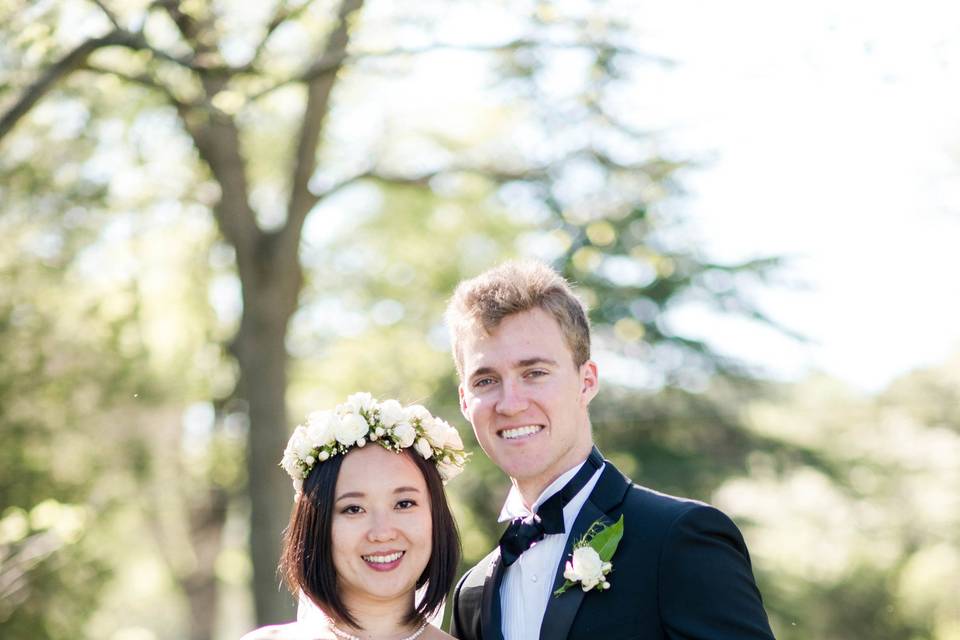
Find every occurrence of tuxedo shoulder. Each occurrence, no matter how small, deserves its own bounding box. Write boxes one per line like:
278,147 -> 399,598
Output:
455,546 -> 501,591
620,482 -> 738,533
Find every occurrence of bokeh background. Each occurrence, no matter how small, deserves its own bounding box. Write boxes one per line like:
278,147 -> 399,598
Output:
2,1 -> 958,639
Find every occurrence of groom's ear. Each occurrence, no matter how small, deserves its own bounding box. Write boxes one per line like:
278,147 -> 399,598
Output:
458,384 -> 469,420
579,360 -> 599,406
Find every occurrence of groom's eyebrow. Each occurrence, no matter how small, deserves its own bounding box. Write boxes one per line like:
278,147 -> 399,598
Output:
468,357 -> 558,379
516,357 -> 558,368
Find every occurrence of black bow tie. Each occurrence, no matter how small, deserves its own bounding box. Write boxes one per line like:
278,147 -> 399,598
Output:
498,447 -> 603,567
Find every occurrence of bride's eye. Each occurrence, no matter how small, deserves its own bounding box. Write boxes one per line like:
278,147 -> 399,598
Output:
341,504 -> 364,515
395,499 -> 417,510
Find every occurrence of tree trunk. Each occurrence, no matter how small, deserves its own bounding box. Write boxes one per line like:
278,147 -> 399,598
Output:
183,488 -> 229,640
234,238 -> 302,625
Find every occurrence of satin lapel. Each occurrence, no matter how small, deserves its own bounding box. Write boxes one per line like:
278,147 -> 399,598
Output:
480,549 -> 506,640
538,499 -> 604,640
538,462 -> 632,640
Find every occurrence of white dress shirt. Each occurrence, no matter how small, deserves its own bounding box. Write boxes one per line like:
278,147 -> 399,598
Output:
498,458 -> 605,640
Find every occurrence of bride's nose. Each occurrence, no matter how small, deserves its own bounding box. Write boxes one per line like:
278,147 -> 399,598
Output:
367,511 -> 398,542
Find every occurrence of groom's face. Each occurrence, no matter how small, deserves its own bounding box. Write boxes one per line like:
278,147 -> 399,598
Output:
458,307 -> 599,498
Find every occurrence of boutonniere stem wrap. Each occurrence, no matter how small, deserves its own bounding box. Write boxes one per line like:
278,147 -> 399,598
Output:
554,515 -> 624,595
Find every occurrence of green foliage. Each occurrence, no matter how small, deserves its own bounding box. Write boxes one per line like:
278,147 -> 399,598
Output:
716,366 -> 960,639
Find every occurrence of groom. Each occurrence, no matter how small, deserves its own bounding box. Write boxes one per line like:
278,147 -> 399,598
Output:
446,260 -> 775,640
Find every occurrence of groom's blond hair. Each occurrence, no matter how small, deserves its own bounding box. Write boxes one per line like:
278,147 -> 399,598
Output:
446,259 -> 591,377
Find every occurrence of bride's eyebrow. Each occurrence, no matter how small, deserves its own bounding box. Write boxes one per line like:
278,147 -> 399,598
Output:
393,486 -> 421,494
335,491 -> 365,502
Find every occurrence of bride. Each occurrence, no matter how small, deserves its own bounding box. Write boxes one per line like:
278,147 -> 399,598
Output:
241,393 -> 467,640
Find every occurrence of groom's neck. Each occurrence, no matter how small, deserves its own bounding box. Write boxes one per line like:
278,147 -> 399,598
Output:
512,449 -> 593,509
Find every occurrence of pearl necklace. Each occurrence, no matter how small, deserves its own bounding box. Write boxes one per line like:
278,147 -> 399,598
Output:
327,621 -> 428,640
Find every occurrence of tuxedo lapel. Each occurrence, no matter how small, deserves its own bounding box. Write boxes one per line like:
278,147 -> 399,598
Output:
480,549 -> 506,640
538,499 -> 604,640
538,462 -> 632,640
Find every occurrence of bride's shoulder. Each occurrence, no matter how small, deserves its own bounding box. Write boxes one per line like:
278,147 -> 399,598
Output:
239,622 -> 334,640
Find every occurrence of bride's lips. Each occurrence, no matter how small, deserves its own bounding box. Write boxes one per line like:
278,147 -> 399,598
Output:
362,550 -> 405,571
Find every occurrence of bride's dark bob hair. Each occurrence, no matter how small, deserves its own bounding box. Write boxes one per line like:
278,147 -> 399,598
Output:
279,447 -> 460,629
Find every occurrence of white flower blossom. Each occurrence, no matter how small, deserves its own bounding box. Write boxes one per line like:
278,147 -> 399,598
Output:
442,421 -> 464,450
306,410 -> 337,447
344,392 -> 375,414
566,546 -> 606,592
378,399 -> 406,427
392,421 -> 417,448
405,404 -> 431,424
414,437 -> 434,460
436,459 -> 462,482
421,417 -> 448,448
336,413 -> 369,446
290,426 -> 313,460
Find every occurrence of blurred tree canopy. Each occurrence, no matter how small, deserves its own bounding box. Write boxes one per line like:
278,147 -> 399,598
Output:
5,1 -> 955,640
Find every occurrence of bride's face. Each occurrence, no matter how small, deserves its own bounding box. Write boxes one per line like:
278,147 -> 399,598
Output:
331,446 -> 433,609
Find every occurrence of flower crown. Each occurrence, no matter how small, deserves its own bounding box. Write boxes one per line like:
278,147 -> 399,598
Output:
281,392 -> 468,494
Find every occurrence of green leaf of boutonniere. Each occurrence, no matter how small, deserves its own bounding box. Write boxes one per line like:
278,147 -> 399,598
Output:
554,515 -> 624,596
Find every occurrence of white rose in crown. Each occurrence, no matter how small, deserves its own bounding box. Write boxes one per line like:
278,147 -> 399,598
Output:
306,410 -> 337,447
290,426 -> 313,460
421,417 -> 448,448
378,399 -> 406,428
336,412 -> 369,446
555,515 -> 624,596
343,391 -> 375,414
392,421 -> 417,448
443,422 -> 464,450
414,437 -> 434,459
436,458 -> 463,482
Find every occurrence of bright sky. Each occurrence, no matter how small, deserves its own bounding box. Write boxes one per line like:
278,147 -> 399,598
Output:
632,0 -> 960,391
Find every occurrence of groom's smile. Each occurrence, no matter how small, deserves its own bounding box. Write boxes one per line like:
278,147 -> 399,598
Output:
459,308 -> 599,501
498,424 -> 544,440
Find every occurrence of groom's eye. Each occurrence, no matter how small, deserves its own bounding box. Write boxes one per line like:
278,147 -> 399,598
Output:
473,377 -> 496,388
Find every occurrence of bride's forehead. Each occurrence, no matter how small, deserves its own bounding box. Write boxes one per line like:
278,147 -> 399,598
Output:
336,446 -> 425,486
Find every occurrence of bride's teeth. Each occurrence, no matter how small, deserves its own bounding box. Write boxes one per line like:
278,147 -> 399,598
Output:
501,425 -> 542,440
364,551 -> 404,564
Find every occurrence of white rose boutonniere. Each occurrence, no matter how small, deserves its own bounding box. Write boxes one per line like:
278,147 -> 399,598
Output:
554,515 -> 624,595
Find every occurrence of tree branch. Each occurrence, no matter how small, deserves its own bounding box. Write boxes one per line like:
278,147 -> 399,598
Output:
280,0 -> 365,255
249,0 -> 317,68
79,63 -> 189,110
89,0 -> 122,30
0,30 -> 135,143
248,37 -> 663,104
0,26 -> 216,144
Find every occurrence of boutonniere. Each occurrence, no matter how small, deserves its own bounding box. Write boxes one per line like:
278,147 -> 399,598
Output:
554,515 -> 624,595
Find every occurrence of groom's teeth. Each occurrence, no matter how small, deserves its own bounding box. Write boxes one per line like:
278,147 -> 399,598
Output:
501,425 -> 542,440
363,551 -> 404,564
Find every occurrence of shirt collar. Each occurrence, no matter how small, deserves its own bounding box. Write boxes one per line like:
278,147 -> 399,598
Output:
497,457 -> 590,523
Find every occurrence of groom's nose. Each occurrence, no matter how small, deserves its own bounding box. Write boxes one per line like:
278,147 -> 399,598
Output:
495,378 -> 528,416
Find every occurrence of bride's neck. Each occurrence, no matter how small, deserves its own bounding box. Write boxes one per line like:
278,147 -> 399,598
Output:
332,594 -> 420,639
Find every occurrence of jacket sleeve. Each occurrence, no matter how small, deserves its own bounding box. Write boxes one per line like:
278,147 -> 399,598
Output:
658,505 -> 776,639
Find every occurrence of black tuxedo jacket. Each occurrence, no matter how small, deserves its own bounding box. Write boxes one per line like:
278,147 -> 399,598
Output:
449,458 -> 775,640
